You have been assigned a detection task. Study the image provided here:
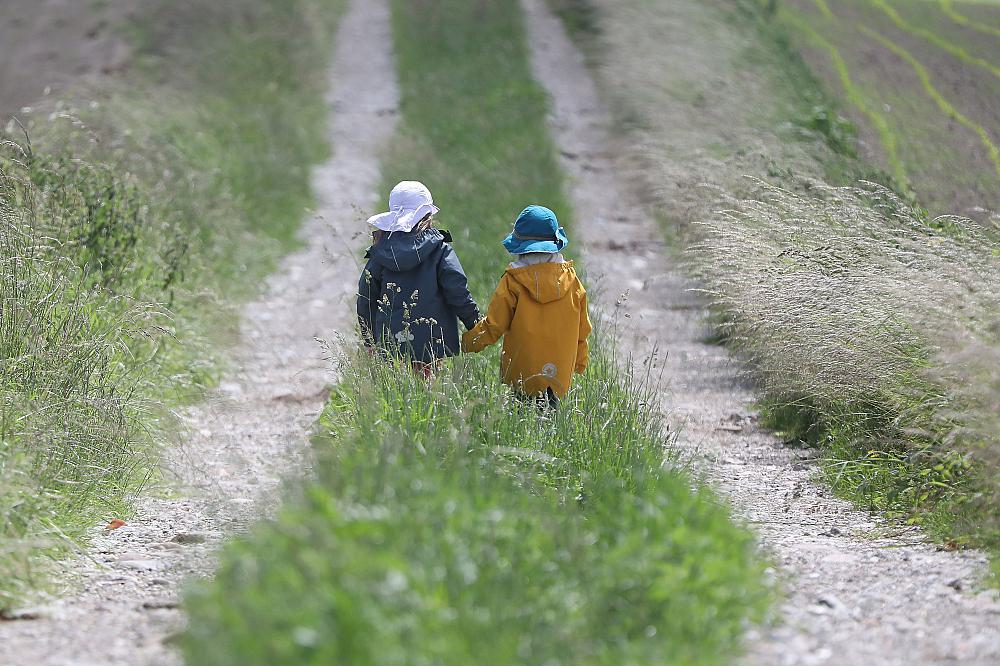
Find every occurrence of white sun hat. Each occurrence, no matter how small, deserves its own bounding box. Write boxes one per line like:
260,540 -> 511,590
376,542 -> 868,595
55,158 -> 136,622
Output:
366,181 -> 440,233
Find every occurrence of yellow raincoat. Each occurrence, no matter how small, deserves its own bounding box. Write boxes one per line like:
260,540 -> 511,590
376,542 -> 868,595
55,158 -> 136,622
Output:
462,261 -> 591,398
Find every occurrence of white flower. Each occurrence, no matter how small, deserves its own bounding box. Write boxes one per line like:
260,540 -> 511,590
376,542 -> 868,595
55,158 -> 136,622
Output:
395,329 -> 415,344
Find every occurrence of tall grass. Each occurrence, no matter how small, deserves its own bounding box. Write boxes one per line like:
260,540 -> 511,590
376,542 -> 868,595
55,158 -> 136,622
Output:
0,0 -> 342,607
181,0 -> 771,662
0,154 -> 159,606
692,178 -> 1000,559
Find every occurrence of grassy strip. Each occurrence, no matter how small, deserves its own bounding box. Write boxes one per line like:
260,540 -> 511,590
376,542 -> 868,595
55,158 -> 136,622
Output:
730,1 -> 1000,576
702,4 -> 1000,571
181,1 -> 771,663
0,0 -> 342,608
690,179 -> 1000,563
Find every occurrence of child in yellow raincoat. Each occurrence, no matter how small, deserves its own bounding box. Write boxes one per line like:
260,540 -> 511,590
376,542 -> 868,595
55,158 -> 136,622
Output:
462,206 -> 591,409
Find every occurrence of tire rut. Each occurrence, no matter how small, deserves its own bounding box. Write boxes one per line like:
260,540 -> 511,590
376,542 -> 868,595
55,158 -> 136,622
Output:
0,1 -> 398,663
519,0 -> 1000,664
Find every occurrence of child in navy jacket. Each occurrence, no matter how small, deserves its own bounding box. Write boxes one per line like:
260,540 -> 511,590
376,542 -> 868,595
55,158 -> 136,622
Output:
357,181 -> 480,374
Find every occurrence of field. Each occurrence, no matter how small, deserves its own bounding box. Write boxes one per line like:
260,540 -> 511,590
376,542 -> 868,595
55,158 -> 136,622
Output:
778,0 -> 1000,219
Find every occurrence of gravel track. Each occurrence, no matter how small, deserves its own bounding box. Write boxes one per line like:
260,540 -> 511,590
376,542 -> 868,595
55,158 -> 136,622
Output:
0,1 -> 398,663
520,0 -> 1000,664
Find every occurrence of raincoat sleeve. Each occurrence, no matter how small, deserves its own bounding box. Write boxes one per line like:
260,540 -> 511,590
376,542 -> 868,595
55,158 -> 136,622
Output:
462,274 -> 516,353
575,289 -> 592,374
437,245 -> 481,330
357,256 -> 382,345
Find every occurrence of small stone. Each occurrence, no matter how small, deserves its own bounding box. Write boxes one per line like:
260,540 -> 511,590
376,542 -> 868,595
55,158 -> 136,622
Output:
816,593 -> 847,616
218,381 -> 243,397
116,557 -> 164,572
142,599 -> 180,610
0,607 -> 47,621
947,578 -> 963,592
151,578 -> 170,586
171,532 -> 208,545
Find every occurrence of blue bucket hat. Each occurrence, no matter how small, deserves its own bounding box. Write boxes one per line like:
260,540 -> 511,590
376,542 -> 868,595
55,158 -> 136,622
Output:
502,205 -> 569,255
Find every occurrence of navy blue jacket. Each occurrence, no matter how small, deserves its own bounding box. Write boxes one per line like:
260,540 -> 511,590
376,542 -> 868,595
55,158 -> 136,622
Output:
357,229 -> 480,363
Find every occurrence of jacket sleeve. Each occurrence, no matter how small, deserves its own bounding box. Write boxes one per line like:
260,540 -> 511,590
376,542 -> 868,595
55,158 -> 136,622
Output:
437,244 -> 481,330
462,274 -> 516,353
357,256 -> 382,345
575,289 -> 592,374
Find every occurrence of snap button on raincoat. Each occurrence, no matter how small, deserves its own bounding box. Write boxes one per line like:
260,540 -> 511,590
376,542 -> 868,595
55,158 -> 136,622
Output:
462,261 -> 591,398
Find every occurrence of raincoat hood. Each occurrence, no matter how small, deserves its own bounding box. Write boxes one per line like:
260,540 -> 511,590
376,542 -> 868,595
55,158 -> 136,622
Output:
369,229 -> 446,273
507,261 -> 578,304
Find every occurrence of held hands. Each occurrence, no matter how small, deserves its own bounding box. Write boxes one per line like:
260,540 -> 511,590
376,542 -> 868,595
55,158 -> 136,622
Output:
461,318 -> 489,354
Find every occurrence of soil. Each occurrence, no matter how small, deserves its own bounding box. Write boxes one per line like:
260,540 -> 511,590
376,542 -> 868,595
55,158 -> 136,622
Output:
0,0 -> 137,121
520,0 -> 1000,664
0,0 -> 399,663
788,0 -> 1000,218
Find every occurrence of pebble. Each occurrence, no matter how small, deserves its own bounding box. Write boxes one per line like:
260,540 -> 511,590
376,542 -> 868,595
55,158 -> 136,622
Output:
171,532 -> 208,545
0,608 -> 47,621
141,599 -> 180,611
116,558 -> 164,572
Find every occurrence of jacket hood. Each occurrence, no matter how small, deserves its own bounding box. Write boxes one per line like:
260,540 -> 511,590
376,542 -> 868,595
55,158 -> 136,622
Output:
369,229 -> 445,272
506,261 -> 578,304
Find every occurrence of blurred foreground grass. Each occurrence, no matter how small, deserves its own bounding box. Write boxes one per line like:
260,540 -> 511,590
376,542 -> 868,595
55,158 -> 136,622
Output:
181,1 -> 772,663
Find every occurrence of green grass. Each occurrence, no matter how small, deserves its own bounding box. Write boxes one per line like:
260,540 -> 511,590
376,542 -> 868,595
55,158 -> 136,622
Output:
0,0 -> 342,608
181,1 -> 772,663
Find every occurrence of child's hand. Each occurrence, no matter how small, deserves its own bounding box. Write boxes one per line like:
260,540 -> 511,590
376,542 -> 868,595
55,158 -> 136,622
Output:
461,330 -> 479,354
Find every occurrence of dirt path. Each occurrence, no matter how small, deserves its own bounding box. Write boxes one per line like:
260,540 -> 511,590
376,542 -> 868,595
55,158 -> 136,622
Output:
0,1 -> 397,664
520,1 -> 1000,664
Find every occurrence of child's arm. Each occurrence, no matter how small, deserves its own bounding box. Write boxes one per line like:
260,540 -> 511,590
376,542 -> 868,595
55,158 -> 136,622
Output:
437,245 -> 481,329
356,258 -> 383,345
462,275 -> 516,353
575,290 -> 592,374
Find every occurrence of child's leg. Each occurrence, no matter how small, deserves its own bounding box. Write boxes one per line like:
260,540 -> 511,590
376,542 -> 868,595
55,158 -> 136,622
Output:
512,388 -> 557,413
411,359 -> 445,380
